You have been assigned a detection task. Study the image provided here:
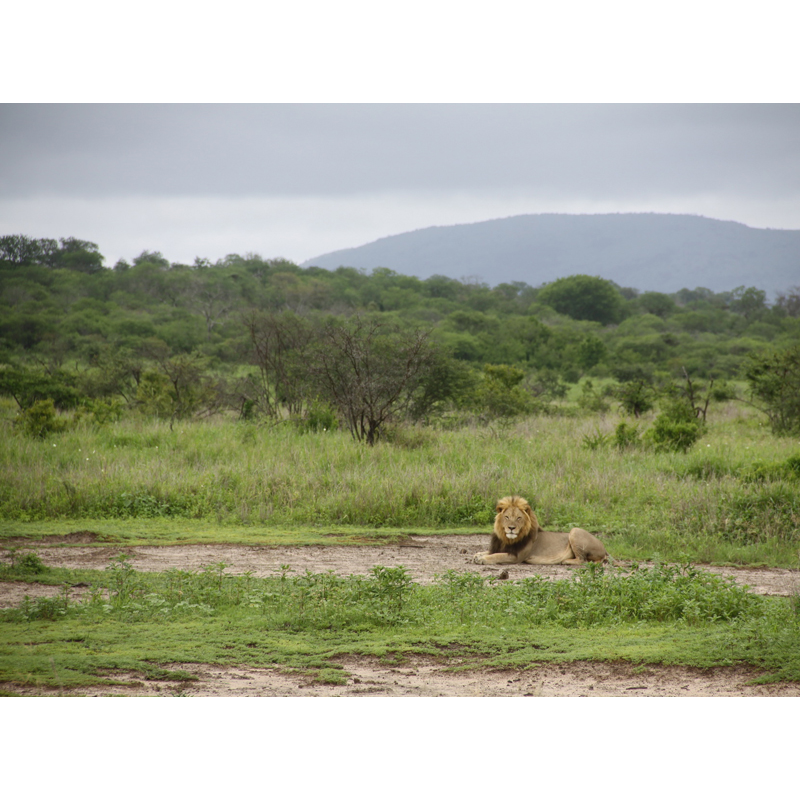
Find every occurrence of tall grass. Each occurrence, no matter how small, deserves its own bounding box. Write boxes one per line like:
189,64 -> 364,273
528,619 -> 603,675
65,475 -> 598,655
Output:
1,401 -> 798,563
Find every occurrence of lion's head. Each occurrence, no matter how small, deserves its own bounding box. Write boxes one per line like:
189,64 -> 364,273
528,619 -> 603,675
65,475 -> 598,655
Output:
493,496 -> 540,545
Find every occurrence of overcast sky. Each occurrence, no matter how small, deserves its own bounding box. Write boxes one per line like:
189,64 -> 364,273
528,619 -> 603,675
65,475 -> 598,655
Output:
1,103 -> 799,268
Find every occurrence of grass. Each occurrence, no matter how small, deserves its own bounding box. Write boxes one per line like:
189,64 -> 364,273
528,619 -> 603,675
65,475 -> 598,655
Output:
2,400 -> 799,693
2,557 -> 799,692
1,400 -> 798,565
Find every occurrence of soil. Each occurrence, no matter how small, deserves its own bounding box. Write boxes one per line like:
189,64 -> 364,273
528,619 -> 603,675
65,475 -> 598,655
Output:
3,534 -> 799,697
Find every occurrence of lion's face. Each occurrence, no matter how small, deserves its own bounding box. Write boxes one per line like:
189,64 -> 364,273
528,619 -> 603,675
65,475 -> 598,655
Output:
494,496 -> 538,544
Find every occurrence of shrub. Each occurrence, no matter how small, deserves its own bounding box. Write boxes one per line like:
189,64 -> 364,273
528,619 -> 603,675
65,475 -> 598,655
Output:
614,379 -> 655,418
644,398 -> 703,453
614,421 -> 640,449
14,398 -> 68,438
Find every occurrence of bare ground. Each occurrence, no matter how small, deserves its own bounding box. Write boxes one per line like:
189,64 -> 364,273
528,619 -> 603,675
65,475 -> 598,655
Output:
3,534 -> 800,697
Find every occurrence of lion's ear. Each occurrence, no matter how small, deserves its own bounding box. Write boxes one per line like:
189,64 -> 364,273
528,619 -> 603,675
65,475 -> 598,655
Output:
496,497 -> 512,513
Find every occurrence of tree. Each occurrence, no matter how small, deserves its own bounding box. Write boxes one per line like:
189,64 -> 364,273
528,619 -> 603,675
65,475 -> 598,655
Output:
243,311 -> 315,419
744,345 -> 800,435
614,379 -> 655,418
730,286 -> 766,320
137,338 -> 220,420
775,286 -> 800,318
309,317 -> 436,445
0,365 -> 81,410
472,364 -> 534,422
536,275 -> 625,325
54,238 -> 105,274
638,291 -> 677,318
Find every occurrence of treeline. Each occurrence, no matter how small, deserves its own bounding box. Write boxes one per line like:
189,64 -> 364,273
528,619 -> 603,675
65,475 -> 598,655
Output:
1,234 -> 799,441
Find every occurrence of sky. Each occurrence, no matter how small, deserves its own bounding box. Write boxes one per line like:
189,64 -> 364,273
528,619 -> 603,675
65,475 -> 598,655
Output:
1,4 -> 798,273
2,103 -> 798,270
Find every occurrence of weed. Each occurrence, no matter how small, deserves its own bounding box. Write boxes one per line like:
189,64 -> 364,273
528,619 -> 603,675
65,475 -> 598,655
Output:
2,548 -> 47,576
582,428 -> 612,450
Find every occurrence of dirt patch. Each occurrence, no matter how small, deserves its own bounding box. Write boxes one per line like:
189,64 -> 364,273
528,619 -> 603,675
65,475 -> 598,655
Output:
4,534 -> 798,594
2,657 -> 798,698
2,535 -> 799,697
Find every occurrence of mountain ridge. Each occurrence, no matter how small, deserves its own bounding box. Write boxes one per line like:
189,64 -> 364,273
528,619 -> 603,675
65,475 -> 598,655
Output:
300,213 -> 800,296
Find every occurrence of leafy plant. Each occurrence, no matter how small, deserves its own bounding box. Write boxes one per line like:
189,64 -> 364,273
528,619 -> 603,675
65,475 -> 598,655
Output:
645,398 -> 704,453
14,399 -> 68,438
614,421 -> 640,449
744,345 -> 800,436
582,428 -> 612,450
1,548 -> 47,576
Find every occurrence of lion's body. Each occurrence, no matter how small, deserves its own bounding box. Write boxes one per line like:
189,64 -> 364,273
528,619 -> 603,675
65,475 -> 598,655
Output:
473,496 -> 608,566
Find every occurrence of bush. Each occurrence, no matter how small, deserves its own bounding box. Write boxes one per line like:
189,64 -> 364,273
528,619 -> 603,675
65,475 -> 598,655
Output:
614,379 -> 655,418
615,421 -> 640,449
14,398 -> 68,438
644,398 -> 703,453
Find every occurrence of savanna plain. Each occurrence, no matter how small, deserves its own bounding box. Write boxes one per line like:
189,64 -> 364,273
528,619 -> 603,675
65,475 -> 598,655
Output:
2,402 -> 799,697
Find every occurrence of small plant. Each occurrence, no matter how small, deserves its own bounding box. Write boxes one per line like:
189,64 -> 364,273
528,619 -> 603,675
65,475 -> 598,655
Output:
614,421 -> 640,450
364,565 -> 414,624
577,381 -> 611,414
297,400 -> 338,433
14,398 -> 68,438
582,428 -> 612,450
2,548 -> 47,576
12,591 -> 70,621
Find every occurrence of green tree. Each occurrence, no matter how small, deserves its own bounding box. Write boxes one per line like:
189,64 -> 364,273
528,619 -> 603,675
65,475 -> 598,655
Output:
744,345 -> 800,435
730,286 -> 767,321
14,398 -> 68,438
537,275 -> 625,325
243,311 -> 315,419
638,291 -> 677,318
775,286 -> 800,318
0,366 -> 81,410
54,238 -> 105,274
472,364 -> 534,422
309,317 -> 436,445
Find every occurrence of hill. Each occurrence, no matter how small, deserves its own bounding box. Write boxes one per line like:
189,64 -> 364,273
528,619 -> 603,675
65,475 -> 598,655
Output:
301,213 -> 800,296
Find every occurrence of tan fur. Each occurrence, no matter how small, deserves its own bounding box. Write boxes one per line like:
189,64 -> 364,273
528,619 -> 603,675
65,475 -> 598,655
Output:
473,495 -> 609,566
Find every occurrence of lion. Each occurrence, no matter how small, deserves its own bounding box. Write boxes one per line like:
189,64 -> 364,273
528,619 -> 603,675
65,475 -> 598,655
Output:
472,496 -> 609,566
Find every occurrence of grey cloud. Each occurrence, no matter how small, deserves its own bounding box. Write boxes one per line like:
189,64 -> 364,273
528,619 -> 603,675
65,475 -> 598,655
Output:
1,103 -> 799,199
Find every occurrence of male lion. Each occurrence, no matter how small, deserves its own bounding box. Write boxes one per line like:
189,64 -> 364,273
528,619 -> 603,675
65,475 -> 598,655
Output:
472,496 -> 608,566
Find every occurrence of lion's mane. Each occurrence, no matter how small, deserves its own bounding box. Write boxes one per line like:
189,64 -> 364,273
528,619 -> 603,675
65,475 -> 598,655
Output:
489,495 -> 542,556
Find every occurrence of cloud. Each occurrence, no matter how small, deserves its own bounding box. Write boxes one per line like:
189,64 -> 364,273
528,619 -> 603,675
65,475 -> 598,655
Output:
1,104 -> 799,266
2,104 -> 799,199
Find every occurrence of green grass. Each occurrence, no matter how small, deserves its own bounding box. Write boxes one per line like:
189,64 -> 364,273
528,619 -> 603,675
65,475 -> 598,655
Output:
2,558 -> 799,692
2,401 -> 799,693
1,401 -> 798,565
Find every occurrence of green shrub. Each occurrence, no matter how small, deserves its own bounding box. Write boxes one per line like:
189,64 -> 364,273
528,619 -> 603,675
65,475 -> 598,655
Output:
614,421 -> 640,449
14,398 -> 68,438
645,398 -> 704,453
646,418 -> 703,453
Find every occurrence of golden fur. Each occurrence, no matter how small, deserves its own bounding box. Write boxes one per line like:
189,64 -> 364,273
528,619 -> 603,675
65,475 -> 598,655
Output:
472,495 -> 609,566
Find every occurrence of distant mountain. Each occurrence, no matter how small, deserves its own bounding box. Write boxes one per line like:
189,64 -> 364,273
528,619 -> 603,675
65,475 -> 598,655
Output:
301,213 -> 800,296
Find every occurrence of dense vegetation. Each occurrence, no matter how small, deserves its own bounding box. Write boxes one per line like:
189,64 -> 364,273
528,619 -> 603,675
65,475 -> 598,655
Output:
2,234 -> 799,439
2,234 -> 800,694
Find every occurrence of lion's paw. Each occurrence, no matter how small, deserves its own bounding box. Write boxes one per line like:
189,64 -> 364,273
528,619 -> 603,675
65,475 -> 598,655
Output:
472,553 -> 489,565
